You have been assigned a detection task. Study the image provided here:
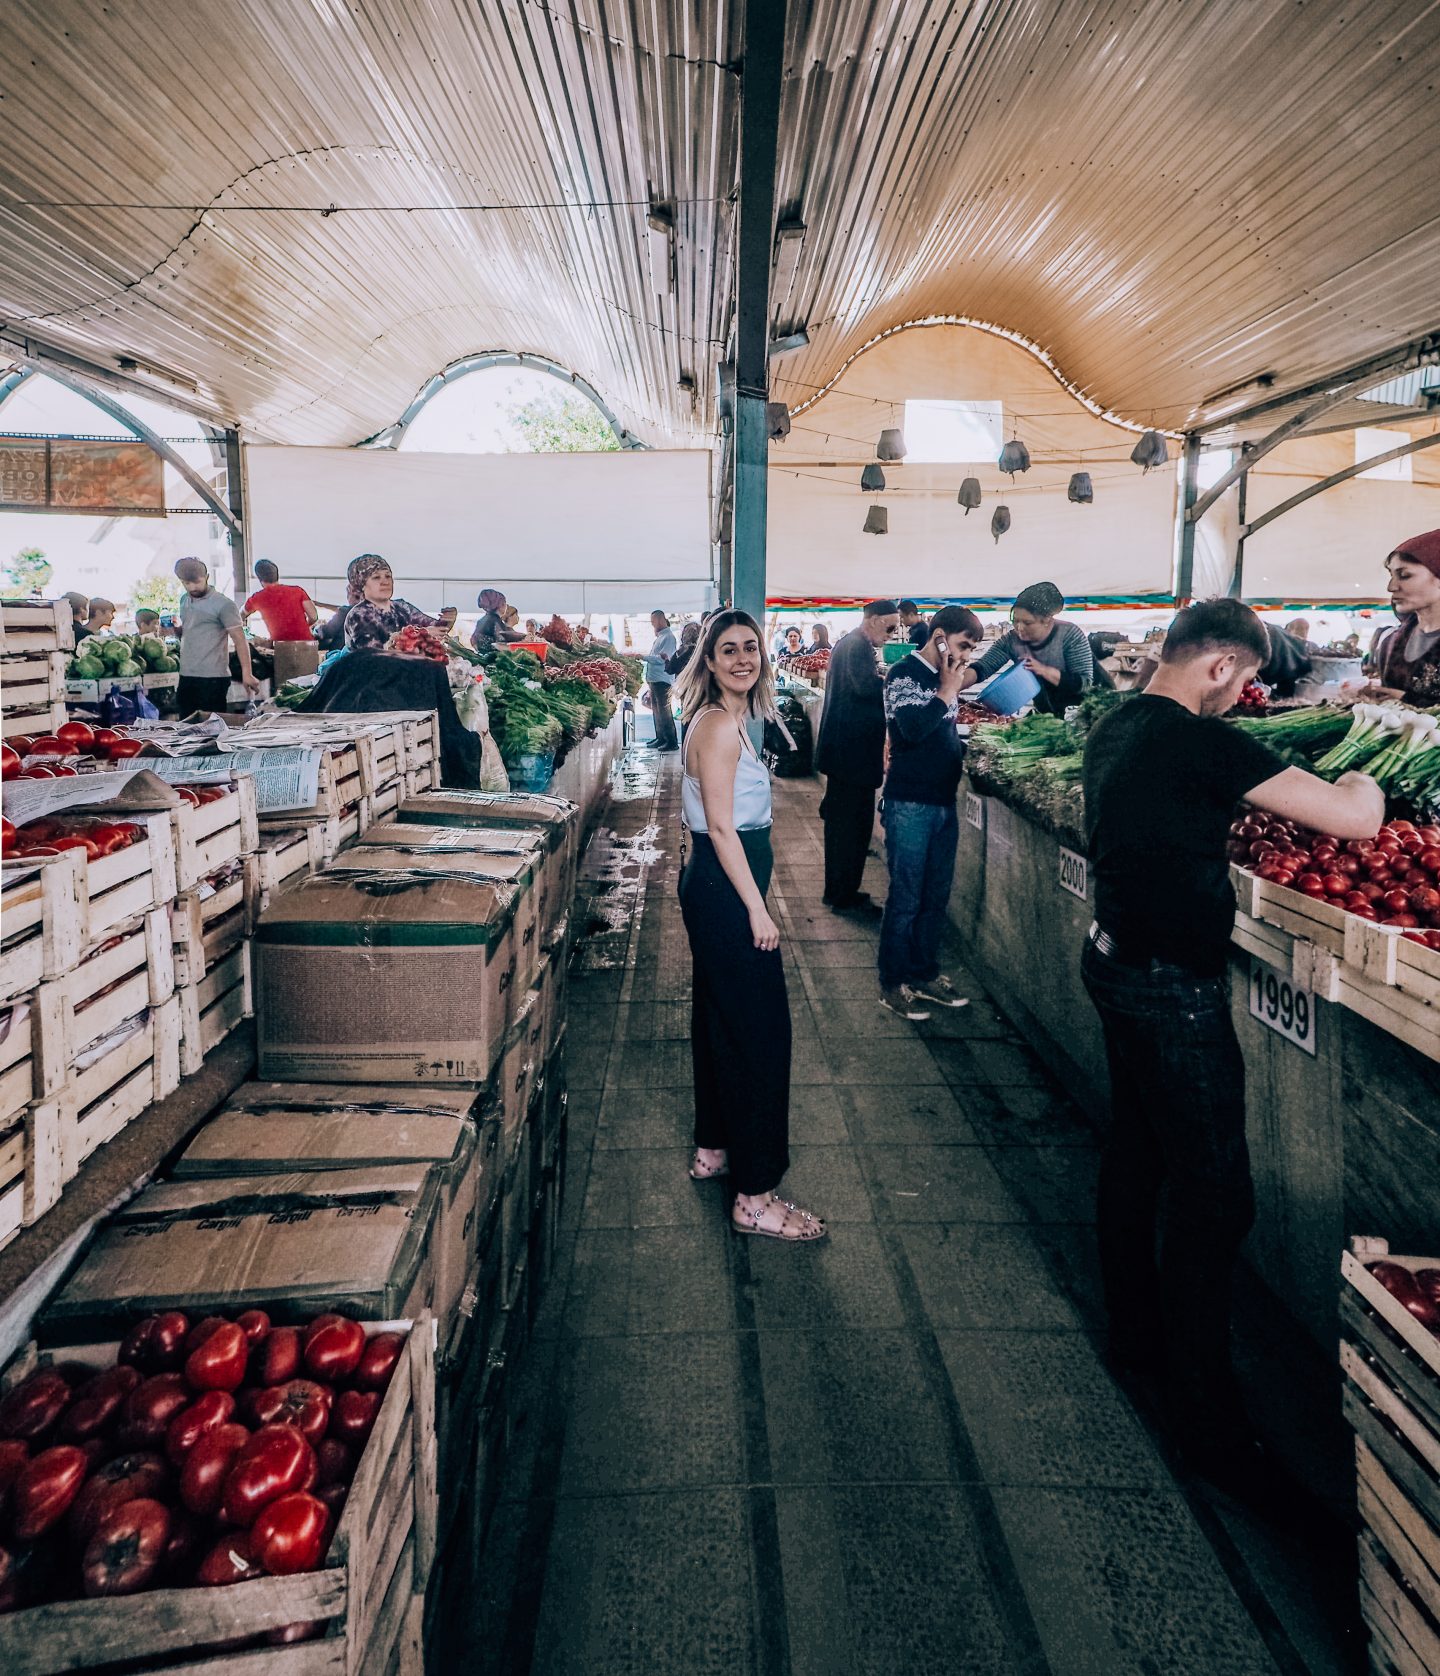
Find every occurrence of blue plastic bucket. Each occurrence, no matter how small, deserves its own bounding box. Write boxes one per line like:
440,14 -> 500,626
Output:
976,661 -> 1042,715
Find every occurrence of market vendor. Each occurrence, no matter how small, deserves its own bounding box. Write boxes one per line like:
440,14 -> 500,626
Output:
1082,598 -> 1383,1502
174,556 -> 259,714
779,626 -> 805,663
808,623 -> 831,654
960,581 -> 1094,714
1367,527 -> 1440,704
342,553 -> 457,652
472,588 -> 524,651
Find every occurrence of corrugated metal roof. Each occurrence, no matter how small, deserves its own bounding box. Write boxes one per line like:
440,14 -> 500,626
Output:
0,0 -> 1437,447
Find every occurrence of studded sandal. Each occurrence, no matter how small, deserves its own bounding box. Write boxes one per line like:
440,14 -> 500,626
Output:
689,1148 -> 729,1181
731,1192 -> 828,1242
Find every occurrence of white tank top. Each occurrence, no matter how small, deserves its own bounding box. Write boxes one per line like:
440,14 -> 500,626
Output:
681,708 -> 773,833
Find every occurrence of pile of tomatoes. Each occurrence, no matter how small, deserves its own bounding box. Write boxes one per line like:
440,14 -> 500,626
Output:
1229,812 -> 1440,949
2,815 -> 145,863
1367,1262 -> 1440,1337
2,723 -> 145,782
0,1307 -> 403,1613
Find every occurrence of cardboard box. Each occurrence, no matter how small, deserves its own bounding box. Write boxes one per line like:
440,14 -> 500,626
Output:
40,1164 -> 440,1345
253,855 -> 520,1085
397,790 -> 579,917
326,841 -> 542,991
173,1081 -> 486,1323
357,821 -> 552,941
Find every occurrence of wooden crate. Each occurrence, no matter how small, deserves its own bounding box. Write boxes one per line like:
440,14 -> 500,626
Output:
0,600 -> 74,657
256,821 -> 329,905
1231,862 -> 1349,961
172,775 -> 259,890
1,649 -> 67,713
1342,1240 -> 1440,1674
66,995 -> 182,1179
0,1315 -> 436,1676
177,941 -> 253,1076
171,858 -> 260,987
2,699 -> 67,743
0,850 -> 88,1004
84,810 -> 180,941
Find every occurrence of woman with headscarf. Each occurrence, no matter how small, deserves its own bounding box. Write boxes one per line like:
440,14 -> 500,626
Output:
471,588 -> 525,651
960,580 -> 1094,716
342,553 -> 455,652
1369,529 -> 1440,705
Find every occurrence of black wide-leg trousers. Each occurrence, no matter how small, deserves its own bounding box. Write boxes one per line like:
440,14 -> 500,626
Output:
819,773 -> 877,904
679,830 -> 791,1195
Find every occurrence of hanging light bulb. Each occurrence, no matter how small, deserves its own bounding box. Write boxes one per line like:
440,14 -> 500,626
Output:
766,402 -> 791,442
957,477 -> 982,514
860,464 -> 886,493
997,439 -> 1031,479
990,505 -> 1011,543
877,427 -> 907,461
1131,430 -> 1169,472
863,505 -> 889,535
1067,471 -> 1094,505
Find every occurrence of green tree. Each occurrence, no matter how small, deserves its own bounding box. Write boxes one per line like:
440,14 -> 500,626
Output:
506,390 -> 620,453
130,574 -> 183,615
0,546 -> 52,598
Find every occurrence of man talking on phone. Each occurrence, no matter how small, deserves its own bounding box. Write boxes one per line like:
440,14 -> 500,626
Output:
877,606 -> 983,1019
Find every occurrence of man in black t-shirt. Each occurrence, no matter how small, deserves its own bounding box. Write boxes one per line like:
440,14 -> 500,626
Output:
877,607 -> 982,1018
1083,599 -> 1382,1494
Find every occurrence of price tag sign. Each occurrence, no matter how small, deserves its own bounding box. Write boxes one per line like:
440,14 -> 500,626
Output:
965,791 -> 984,831
1248,958 -> 1317,1055
1058,846 -> 1088,900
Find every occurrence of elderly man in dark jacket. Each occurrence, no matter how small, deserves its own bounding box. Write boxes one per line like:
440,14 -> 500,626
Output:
814,598 -> 900,910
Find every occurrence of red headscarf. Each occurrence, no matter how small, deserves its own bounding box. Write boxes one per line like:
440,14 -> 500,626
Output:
1392,529 -> 1440,579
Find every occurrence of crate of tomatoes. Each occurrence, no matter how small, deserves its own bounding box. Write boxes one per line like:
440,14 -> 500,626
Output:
0,1307 -> 436,1674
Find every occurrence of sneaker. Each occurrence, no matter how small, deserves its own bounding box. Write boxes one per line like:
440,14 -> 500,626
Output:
909,975 -> 969,1010
879,985 -> 932,1020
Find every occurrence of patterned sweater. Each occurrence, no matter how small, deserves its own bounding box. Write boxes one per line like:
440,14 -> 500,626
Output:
883,651 -> 964,806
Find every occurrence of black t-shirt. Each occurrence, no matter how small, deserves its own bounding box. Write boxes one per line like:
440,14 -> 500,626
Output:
1083,695 -> 1285,973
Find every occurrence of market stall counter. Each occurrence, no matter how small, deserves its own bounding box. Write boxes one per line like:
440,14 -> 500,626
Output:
950,778 -> 1440,1352
294,650 -> 481,788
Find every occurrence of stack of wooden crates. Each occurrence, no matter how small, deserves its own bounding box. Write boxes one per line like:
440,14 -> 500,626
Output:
1341,1237 -> 1440,1674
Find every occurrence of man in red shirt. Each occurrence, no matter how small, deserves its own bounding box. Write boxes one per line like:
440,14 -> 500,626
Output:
243,561 -> 319,681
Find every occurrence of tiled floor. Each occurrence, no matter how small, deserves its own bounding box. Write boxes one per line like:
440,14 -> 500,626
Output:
461,754 -> 1364,1676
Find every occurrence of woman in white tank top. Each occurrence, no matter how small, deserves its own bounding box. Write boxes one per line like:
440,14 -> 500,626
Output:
670,611 -> 826,1242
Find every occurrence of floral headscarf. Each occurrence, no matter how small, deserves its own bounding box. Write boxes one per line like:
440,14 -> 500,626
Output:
477,588 -> 506,612
347,553 -> 391,605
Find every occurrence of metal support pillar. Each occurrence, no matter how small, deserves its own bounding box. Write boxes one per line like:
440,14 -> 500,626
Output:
1230,455 -> 1249,599
224,429 -> 248,597
1174,433 -> 1202,602
731,0 -> 787,629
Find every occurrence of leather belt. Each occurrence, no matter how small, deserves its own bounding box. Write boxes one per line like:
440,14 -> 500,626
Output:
1087,922 -> 1162,971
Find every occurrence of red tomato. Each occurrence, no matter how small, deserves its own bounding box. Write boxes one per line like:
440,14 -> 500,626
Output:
110,822 -> 144,848
185,1322 -> 249,1393
179,1422 -> 251,1517
17,768 -> 56,780
315,1481 -> 349,1524
0,746 -> 18,781
0,1439 -> 29,1525
219,1424 -> 317,1526
55,721 -> 95,752
1356,881 -> 1385,902
160,1506 -> 204,1583
1402,930 -> 1430,945
196,1531 -> 264,1587
1382,889 -> 1411,915
59,1365 -> 141,1443
174,786 -> 203,808
1342,892 -> 1370,912
7,735 -> 34,756
1297,874 -> 1327,897
255,1326 -> 302,1386
235,1310 -> 271,1349
13,1445 -> 89,1539
90,727 -> 123,749
165,1391 -> 237,1465
303,1315 -> 365,1384
251,1491 -> 330,1575
67,1450 -> 170,1544
82,1496 -> 172,1597
354,1332 -> 405,1394
183,1315 -> 228,1355
328,1389 -> 381,1448
1350,904 -> 1379,921
1410,886 -> 1440,915
49,835 -> 100,859
1330,854 -> 1360,877
314,1437 -> 353,1488
120,1311 -> 191,1374
107,739 -> 145,760
25,736 -> 67,756
1321,873 -> 1350,897
243,1380 -> 331,1446
120,1372 -> 191,1447
1387,911 -> 1421,928
1420,848 -> 1440,875
0,1368 -> 73,1442
1248,839 -> 1276,862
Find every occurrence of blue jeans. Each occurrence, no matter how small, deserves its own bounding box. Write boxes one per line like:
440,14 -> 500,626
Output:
1081,937 -> 1254,1451
878,800 -> 959,991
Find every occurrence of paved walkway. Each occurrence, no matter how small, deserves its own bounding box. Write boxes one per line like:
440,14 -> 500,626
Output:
464,754 -> 1361,1676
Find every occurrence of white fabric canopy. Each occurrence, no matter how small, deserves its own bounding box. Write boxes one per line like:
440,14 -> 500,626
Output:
244,446 -> 715,615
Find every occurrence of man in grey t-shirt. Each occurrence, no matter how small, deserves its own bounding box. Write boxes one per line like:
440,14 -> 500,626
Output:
175,557 -> 259,715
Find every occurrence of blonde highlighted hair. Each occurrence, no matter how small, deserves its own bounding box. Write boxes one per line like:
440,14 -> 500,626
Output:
671,609 -> 779,724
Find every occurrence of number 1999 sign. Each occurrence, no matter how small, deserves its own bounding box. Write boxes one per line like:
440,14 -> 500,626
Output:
1248,959 -> 1317,1055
